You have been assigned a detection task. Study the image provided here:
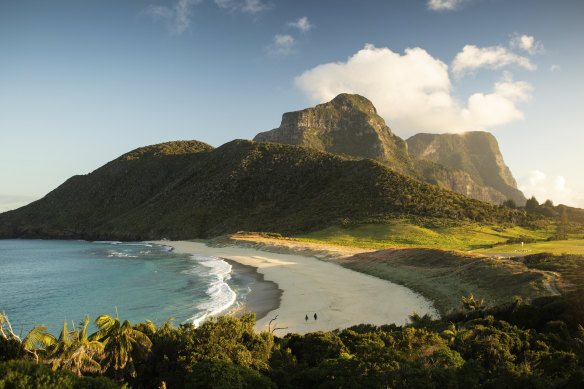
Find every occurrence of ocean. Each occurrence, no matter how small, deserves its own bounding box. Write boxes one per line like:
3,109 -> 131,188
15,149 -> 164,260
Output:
0,239 -> 256,336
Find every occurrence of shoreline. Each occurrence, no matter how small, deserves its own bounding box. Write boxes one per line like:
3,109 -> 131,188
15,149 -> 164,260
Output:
151,240 -> 438,335
223,258 -> 283,321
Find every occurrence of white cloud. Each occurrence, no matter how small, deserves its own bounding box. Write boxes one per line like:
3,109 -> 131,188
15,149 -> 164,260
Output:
550,64 -> 561,72
510,34 -> 543,55
143,0 -> 202,35
288,16 -> 313,32
214,0 -> 269,14
452,44 -> 536,78
427,0 -> 465,11
295,44 -> 532,135
269,34 -> 295,56
519,171 -> 584,208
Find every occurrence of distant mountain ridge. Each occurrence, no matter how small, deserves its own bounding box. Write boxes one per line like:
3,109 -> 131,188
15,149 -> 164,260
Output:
0,140 -> 527,241
254,93 -> 526,205
407,132 -> 526,205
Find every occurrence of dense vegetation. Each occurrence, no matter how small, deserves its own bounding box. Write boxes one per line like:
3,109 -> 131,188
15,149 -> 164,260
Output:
0,140 -> 537,241
2,292 -> 583,388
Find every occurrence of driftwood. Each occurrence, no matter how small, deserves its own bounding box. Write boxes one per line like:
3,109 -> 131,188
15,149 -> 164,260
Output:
267,315 -> 288,334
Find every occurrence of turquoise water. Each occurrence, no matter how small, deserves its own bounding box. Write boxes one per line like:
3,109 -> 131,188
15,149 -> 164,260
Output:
0,240 -> 253,336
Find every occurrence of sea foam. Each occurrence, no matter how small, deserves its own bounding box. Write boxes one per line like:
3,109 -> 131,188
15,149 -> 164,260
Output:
187,254 -> 237,327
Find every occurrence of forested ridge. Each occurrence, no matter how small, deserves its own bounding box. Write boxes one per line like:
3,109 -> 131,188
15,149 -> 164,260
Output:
0,140 -> 538,241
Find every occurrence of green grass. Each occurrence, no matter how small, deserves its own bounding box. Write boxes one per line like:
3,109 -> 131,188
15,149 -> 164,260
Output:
476,238 -> 584,255
294,220 -> 554,251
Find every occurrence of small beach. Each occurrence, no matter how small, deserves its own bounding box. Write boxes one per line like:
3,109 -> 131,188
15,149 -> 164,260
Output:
152,240 -> 438,335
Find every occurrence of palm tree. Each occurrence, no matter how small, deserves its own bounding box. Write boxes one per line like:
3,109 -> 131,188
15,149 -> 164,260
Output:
90,308 -> 152,382
21,325 -> 57,363
134,317 -> 174,338
408,312 -> 434,328
46,316 -> 104,376
462,294 -> 485,311
2,311 -> 55,363
440,323 -> 459,344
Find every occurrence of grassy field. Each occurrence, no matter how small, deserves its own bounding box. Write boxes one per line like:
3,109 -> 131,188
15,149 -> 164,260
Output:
294,220 -> 555,251
476,238 -> 584,255
332,247 -> 554,315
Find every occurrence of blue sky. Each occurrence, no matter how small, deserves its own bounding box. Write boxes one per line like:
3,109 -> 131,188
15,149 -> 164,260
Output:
1,0 -> 583,211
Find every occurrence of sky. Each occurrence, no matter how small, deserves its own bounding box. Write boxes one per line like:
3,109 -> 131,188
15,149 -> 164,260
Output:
1,0 -> 583,212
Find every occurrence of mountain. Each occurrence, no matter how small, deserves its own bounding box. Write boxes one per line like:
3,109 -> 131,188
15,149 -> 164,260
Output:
0,140 -> 527,241
254,93 -> 525,205
254,94 -> 410,167
407,132 -> 526,205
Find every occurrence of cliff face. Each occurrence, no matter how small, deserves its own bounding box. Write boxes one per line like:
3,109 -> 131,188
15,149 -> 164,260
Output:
254,94 -> 410,167
254,94 -> 525,205
407,132 -> 526,205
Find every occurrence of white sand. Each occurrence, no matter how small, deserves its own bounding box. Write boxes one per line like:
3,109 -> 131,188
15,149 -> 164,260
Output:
152,240 -> 438,335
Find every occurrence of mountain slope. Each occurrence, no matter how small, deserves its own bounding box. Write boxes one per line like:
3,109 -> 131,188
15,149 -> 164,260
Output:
407,132 -> 526,205
0,140 -> 528,241
254,94 -> 525,205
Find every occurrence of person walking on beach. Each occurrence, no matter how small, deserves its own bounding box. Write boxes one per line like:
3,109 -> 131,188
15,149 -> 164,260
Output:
305,314 -> 308,322
314,313 -> 318,320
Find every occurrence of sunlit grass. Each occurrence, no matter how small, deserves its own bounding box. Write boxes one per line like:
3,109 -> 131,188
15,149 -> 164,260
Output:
293,220 -> 555,251
476,238 -> 584,255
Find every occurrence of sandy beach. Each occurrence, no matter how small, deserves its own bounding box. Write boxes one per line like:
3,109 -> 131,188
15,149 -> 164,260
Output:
152,240 -> 438,335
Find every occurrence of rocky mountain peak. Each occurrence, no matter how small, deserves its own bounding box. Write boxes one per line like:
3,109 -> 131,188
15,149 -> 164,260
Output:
254,93 -> 408,163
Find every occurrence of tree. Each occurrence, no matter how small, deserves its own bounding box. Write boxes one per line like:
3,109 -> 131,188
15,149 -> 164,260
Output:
525,196 -> 540,213
46,317 -> 104,376
462,294 -> 485,311
407,312 -> 434,328
90,309 -> 152,382
502,199 -> 517,209
1,311 -> 55,363
555,207 -> 569,240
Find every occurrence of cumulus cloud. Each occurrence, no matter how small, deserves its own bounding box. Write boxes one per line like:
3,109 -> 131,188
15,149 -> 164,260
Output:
452,44 -> 536,78
295,44 -> 532,135
519,170 -> 584,208
268,34 -> 295,56
510,34 -> 544,55
214,0 -> 269,14
550,64 -> 561,72
427,0 -> 465,11
288,16 -> 313,32
143,0 -> 202,35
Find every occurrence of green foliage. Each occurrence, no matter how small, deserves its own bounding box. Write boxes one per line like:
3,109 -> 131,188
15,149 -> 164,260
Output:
0,337 -> 25,362
0,360 -> 118,389
90,309 -> 152,382
46,317 -> 104,376
183,358 -> 275,389
3,303 -> 584,388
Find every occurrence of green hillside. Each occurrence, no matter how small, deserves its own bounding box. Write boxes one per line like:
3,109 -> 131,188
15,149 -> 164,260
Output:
0,139 -> 534,241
